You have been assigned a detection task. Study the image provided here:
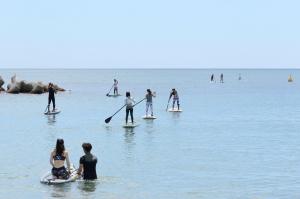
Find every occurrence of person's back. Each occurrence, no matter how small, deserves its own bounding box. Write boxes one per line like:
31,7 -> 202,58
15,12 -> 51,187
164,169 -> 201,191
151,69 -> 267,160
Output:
80,153 -> 97,180
78,143 -> 98,180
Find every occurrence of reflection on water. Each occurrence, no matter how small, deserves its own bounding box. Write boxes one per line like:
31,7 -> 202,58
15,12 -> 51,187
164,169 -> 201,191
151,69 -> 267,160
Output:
49,183 -> 72,198
171,112 -> 181,120
46,115 -> 56,125
77,180 -> 97,193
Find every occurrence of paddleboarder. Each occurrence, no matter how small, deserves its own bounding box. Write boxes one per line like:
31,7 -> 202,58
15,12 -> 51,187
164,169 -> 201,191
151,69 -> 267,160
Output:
125,92 -> 135,124
168,88 -> 180,110
145,89 -> 155,116
113,79 -> 118,95
48,83 -> 56,112
220,73 -> 224,83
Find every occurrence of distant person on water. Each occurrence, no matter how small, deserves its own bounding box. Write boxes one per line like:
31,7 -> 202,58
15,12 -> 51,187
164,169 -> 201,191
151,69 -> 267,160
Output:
77,143 -> 97,180
113,79 -> 118,95
220,73 -> 224,83
50,139 -> 71,179
48,83 -> 56,111
238,73 -> 242,80
125,92 -> 135,124
169,88 -> 180,110
145,89 -> 156,116
210,74 -> 214,82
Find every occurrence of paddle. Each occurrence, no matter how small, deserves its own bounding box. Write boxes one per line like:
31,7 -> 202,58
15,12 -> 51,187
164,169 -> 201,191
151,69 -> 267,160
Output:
44,105 -> 49,113
105,104 -> 126,123
165,98 -> 170,111
106,84 -> 114,96
132,98 -> 146,108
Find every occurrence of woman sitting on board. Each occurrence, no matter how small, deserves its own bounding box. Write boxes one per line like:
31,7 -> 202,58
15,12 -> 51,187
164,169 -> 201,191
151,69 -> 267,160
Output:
145,89 -> 156,116
113,79 -> 118,95
169,88 -> 180,110
48,83 -> 57,112
125,92 -> 135,124
50,139 -> 71,179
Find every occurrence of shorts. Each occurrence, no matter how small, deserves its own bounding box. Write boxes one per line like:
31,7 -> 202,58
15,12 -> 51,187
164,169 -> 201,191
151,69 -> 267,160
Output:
52,166 -> 69,179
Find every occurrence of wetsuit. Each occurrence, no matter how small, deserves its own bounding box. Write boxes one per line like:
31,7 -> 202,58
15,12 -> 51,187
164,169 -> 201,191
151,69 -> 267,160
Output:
146,93 -> 153,116
125,97 -> 135,123
170,90 -> 180,110
51,153 -> 69,179
79,153 -> 97,180
48,87 -> 55,110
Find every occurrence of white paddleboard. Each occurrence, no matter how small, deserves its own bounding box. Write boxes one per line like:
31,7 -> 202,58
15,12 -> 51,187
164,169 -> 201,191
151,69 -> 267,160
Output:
107,94 -> 121,97
168,108 -> 183,112
123,123 -> 139,128
142,115 -> 157,119
44,109 -> 61,115
40,165 -> 78,185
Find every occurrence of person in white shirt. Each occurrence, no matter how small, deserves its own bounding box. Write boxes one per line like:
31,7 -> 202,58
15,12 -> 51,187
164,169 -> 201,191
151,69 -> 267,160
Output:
125,92 -> 135,124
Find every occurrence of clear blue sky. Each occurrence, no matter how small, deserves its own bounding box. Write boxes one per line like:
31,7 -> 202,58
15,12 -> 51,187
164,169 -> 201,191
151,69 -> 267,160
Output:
0,0 -> 299,68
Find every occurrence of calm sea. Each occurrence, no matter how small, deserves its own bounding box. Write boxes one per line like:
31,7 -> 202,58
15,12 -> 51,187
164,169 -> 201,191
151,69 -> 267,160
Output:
0,69 -> 299,199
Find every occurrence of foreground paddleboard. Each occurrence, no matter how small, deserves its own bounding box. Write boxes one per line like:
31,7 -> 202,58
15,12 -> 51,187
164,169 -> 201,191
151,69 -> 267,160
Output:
44,109 -> 61,115
123,123 -> 139,128
40,165 -> 78,185
142,115 -> 157,119
168,108 -> 183,112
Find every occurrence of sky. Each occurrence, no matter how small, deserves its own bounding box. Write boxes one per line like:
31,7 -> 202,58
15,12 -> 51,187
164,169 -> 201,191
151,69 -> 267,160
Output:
0,0 -> 299,68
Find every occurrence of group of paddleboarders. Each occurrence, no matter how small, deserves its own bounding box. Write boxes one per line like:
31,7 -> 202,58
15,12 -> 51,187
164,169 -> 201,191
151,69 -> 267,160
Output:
50,139 -> 97,180
210,73 -> 224,83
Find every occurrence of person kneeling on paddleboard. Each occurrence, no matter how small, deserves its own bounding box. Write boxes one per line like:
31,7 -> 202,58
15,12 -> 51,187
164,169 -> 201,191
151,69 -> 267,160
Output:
48,83 -> 57,112
125,92 -> 135,124
77,143 -> 98,180
145,89 -> 156,116
50,139 -> 71,179
169,88 -> 180,110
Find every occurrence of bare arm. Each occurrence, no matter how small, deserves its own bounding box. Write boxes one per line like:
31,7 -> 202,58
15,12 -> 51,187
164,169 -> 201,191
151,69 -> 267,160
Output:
77,164 -> 83,175
65,151 -> 71,171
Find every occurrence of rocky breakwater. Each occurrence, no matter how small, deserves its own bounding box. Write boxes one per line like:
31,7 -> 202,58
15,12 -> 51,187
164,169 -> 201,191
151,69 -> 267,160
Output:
4,75 -> 65,94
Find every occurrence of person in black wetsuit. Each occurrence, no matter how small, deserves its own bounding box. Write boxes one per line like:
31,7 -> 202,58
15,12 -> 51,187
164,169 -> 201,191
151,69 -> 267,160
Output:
77,143 -> 98,180
48,83 -> 56,112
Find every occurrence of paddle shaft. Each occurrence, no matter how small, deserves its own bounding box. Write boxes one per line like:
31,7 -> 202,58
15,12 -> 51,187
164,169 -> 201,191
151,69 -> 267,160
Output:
166,98 -> 170,111
110,104 -> 126,118
132,98 -> 146,108
107,84 -> 114,95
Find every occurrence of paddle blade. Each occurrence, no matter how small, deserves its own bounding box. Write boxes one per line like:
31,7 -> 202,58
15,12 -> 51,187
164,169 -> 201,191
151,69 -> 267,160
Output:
105,116 -> 112,123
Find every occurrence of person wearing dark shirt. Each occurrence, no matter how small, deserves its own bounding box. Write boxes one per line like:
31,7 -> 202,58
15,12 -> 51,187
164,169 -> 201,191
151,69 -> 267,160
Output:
48,83 -> 56,112
77,143 -> 97,180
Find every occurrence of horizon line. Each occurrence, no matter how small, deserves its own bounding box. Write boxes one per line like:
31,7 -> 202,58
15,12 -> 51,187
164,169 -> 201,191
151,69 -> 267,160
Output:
0,67 -> 299,70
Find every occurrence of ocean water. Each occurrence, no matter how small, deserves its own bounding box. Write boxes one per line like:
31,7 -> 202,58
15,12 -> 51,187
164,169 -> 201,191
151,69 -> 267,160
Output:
0,69 -> 299,199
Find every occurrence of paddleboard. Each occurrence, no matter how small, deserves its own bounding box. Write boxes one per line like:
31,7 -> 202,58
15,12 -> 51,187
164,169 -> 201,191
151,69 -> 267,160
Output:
44,109 -> 61,115
168,108 -> 183,112
107,94 -> 121,97
123,123 -> 139,128
40,165 -> 78,185
142,115 -> 157,119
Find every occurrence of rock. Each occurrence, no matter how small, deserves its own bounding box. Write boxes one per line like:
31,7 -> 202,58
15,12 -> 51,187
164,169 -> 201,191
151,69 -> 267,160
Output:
53,84 -> 65,92
31,82 -> 44,94
0,76 -> 4,87
7,82 -> 21,94
20,81 -> 34,93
